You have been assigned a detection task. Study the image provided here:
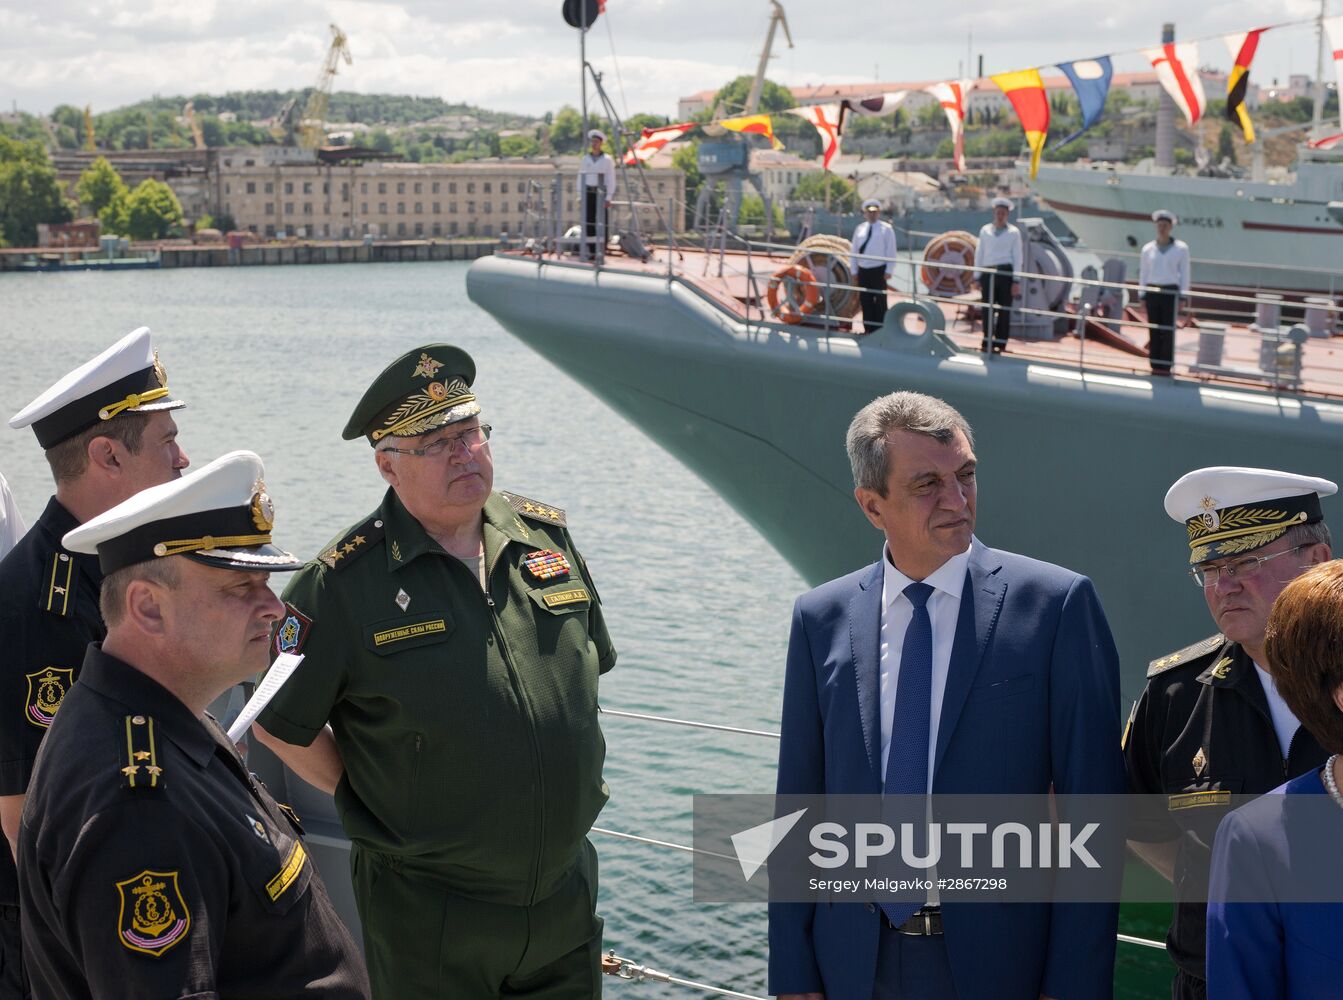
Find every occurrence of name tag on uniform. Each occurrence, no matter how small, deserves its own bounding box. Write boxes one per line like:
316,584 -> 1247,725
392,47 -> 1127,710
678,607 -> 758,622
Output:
1167,790 -> 1231,811
542,587 -> 590,609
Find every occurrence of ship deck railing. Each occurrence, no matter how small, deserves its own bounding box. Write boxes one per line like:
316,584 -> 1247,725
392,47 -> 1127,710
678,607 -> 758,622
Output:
500,187 -> 1343,401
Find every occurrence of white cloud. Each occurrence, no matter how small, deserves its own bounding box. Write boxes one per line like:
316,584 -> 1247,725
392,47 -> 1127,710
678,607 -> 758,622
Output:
0,0 -> 1325,117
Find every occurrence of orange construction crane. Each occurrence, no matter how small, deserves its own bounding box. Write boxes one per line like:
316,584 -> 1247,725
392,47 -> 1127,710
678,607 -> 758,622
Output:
300,24 -> 352,149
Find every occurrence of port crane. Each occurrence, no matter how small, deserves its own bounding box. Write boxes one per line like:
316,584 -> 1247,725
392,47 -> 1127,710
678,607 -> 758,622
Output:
271,23 -> 352,148
183,101 -> 205,150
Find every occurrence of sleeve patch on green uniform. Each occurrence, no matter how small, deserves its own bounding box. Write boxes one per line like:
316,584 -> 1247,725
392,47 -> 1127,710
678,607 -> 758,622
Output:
273,603 -> 312,657
116,869 -> 191,956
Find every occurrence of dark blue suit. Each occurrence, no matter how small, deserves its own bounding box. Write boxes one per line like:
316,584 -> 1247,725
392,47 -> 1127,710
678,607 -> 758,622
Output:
1206,769 -> 1343,1000
769,541 -> 1124,999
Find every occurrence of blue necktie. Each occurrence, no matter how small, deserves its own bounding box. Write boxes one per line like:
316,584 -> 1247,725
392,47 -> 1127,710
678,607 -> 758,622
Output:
880,581 -> 934,927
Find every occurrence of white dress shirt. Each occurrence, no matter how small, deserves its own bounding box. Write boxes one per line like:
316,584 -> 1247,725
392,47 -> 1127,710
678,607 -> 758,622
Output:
1138,238 -> 1191,295
974,223 -> 1022,271
1252,661 -> 1305,761
879,542 -> 973,789
0,471 -> 25,559
849,219 -> 897,275
576,152 -> 617,199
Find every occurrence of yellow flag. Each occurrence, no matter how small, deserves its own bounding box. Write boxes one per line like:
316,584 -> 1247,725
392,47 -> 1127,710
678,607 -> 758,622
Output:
719,114 -> 783,150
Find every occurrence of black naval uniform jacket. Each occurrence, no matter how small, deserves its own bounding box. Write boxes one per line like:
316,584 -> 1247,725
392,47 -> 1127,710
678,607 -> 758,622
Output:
1123,635 -> 1328,981
0,498 -> 104,908
18,646 -> 371,1000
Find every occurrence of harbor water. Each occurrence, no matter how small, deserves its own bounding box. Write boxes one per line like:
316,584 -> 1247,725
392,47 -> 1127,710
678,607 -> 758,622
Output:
0,261 -> 1171,997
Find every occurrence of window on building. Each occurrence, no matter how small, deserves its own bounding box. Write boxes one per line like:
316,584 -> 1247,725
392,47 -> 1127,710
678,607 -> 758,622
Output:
483,182 -> 491,193
397,222 -> 406,235
397,203 -> 405,215
265,202 -> 274,214
323,182 -> 330,194
284,202 -> 294,214
432,222 -> 442,236
224,183 -> 231,195
414,203 -> 422,214
483,224 -> 493,236
657,182 -> 666,193
303,203 -> 313,215
265,225 -> 275,237
432,202 -> 440,214
414,182 -> 422,194
244,159 -> 254,167
397,182 -> 405,194
341,182 -> 348,198
518,201 -> 525,212
303,182 -> 313,194
284,182 -> 294,194
379,202 -> 387,214
225,202 -> 232,214
449,182 -> 457,194
264,181 -> 273,194
450,221 -> 459,235
501,182 -> 509,194
378,182 -> 387,194
468,221 -> 476,235
432,182 -> 440,194
361,202 -> 368,213
468,201 -> 475,213
467,182 -> 475,194
246,181 -> 256,194
483,202 -> 491,214
414,222 -> 423,235
361,182 -> 368,194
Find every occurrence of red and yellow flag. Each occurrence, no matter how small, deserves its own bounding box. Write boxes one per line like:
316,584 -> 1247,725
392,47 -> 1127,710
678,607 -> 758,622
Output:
1223,30 -> 1265,143
719,114 -> 783,150
992,69 -> 1050,179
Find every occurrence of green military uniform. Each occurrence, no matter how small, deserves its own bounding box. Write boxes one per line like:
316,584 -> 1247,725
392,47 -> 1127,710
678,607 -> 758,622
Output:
257,344 -> 616,999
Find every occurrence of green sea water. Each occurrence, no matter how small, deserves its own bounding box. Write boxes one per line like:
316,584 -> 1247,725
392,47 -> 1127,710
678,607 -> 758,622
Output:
0,261 -> 1173,997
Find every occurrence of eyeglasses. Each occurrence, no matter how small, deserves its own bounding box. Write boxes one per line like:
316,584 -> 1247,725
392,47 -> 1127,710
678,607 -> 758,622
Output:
381,424 -> 491,458
1189,544 -> 1306,588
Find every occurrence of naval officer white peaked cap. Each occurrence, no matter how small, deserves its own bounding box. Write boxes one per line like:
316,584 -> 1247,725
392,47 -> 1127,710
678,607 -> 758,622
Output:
1165,466 -> 1337,564
9,326 -> 185,449
991,197 -> 1014,210
63,451 -> 302,575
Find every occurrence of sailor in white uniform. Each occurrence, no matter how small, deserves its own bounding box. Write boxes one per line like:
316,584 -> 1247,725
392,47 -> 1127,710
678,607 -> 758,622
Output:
849,199 -> 897,333
1138,209 -> 1191,376
974,197 -> 1022,353
576,128 -> 617,259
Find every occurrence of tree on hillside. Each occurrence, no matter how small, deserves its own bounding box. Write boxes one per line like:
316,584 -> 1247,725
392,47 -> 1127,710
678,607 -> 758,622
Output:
75,157 -> 129,216
124,178 -> 183,239
711,75 -> 795,115
672,141 -> 703,219
550,107 -> 585,153
500,134 -> 540,158
0,137 -> 73,246
790,172 -> 856,212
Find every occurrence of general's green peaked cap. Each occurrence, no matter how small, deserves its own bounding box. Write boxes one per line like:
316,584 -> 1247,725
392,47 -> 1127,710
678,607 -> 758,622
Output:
343,344 -> 478,444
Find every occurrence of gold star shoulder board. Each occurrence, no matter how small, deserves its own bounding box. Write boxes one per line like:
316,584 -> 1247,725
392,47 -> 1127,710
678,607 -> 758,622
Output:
500,491 -> 568,527
1147,633 -> 1225,678
40,550 -> 78,617
317,515 -> 385,572
120,714 -> 164,790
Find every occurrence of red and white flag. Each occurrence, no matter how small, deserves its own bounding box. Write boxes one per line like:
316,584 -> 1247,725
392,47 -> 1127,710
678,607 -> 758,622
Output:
623,121 -> 696,165
1144,42 -> 1206,125
841,91 -> 910,120
1326,17 -> 1343,131
924,80 -> 972,172
787,104 -> 844,169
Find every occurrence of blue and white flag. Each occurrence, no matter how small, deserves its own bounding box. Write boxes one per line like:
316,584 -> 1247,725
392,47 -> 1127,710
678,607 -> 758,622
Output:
1054,56 -> 1113,148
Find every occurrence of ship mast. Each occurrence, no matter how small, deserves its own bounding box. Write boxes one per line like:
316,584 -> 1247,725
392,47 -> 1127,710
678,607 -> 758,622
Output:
1310,0 -> 1327,138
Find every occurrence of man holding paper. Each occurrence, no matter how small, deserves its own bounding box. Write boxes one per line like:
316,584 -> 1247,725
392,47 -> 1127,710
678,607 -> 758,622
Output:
17,451 -> 369,999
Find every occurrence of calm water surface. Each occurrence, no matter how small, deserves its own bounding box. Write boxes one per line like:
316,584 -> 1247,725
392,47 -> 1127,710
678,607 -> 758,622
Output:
0,262 -> 801,997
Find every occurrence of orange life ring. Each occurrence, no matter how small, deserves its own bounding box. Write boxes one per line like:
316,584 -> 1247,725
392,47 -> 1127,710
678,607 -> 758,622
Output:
921,231 -> 978,296
767,264 -> 821,324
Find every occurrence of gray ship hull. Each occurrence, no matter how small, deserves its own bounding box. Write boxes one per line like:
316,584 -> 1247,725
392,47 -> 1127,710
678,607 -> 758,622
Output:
467,253 -> 1343,700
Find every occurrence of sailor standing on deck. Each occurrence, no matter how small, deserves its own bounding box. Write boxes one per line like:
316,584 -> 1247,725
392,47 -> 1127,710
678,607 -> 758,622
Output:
1124,466 -> 1334,1000
576,128 -> 616,258
1138,209 -> 1190,376
0,327 -> 190,1000
973,197 -> 1022,353
850,199 -> 897,333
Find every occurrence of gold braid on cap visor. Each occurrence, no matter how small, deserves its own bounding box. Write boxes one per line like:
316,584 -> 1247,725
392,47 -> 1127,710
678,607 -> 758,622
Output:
98,387 -> 171,421
153,534 -> 273,557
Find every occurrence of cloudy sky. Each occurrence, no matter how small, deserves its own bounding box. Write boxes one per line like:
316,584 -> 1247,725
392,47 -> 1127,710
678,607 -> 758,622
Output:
0,0 -> 1332,119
